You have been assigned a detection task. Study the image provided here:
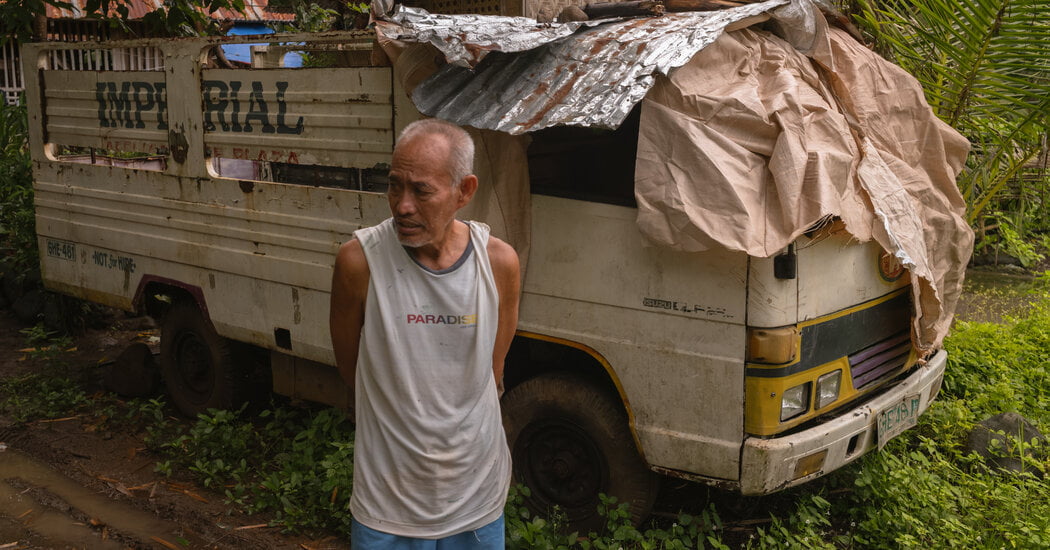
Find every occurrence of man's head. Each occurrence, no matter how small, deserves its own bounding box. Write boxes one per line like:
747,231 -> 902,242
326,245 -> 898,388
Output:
388,119 -> 478,248
396,119 -> 475,187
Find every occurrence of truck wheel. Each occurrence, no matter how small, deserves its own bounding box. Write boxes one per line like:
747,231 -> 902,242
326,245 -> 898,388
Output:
501,372 -> 660,533
160,302 -> 235,417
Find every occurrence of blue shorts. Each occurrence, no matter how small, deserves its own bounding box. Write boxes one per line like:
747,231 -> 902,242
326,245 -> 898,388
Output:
350,514 -> 505,550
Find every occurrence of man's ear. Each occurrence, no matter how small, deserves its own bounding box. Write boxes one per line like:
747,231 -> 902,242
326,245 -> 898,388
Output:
456,174 -> 479,207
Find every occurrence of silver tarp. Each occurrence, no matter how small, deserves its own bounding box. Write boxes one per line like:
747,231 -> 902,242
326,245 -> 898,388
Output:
376,0 -> 789,133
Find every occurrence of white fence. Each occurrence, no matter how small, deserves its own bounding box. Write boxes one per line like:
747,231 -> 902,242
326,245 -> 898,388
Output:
1,40 -> 22,105
1,19 -> 163,105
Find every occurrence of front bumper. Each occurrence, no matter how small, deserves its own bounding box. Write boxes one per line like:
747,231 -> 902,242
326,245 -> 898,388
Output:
739,349 -> 947,495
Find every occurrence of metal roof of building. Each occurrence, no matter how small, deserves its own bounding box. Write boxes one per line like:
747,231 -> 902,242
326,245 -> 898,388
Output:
45,0 -> 294,22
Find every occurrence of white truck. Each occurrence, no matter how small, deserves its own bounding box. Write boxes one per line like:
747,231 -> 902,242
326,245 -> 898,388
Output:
22,13 -> 964,528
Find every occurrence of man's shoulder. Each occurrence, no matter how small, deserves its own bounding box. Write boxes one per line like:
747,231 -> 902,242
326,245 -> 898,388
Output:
461,220 -> 516,271
336,238 -> 369,273
485,235 -> 519,274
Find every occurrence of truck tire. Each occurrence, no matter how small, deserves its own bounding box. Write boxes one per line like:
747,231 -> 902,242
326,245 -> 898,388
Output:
160,301 -> 235,417
501,372 -> 659,532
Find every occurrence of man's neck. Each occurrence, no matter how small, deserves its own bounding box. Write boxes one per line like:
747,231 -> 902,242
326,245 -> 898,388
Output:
406,220 -> 469,271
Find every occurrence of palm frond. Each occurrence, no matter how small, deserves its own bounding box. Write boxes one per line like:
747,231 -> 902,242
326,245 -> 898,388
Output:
853,0 -> 1050,222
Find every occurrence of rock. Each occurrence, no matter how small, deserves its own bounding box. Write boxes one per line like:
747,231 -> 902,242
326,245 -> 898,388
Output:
12,289 -> 44,323
965,412 -> 1046,476
102,342 -> 161,398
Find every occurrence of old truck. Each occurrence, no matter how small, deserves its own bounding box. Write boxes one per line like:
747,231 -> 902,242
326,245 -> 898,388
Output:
21,0 -> 972,529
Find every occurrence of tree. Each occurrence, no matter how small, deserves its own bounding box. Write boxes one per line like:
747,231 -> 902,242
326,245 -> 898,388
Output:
0,0 -> 247,44
0,0 -> 72,44
851,0 -> 1050,230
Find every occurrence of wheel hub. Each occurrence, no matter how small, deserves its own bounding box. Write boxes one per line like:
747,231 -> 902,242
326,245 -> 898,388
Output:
517,419 -> 606,514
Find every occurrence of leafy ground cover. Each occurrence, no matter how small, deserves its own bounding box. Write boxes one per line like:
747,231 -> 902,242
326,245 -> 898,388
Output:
2,278 -> 1048,548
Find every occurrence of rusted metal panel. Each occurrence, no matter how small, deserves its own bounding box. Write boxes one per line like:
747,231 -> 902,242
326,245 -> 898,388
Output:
31,156 -> 391,365
379,1 -> 785,133
43,70 -> 169,153
28,33 -> 394,168
23,34 -> 400,367
200,68 -> 395,168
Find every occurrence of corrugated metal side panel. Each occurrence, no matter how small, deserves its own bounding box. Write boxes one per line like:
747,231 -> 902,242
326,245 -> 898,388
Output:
200,68 -> 394,168
43,70 -> 169,153
34,167 -> 352,290
33,160 -> 390,361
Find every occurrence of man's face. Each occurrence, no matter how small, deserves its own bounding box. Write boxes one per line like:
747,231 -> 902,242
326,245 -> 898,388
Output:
387,134 -> 465,248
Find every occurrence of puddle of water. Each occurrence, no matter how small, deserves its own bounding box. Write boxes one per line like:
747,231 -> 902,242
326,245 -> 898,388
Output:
0,448 -> 202,548
0,477 -> 125,549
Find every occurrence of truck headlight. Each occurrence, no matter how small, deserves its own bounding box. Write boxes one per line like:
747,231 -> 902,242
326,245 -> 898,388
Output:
815,370 -> 842,410
780,383 -> 810,421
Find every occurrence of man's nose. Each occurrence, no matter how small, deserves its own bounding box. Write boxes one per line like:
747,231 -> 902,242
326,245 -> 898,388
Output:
394,192 -> 417,215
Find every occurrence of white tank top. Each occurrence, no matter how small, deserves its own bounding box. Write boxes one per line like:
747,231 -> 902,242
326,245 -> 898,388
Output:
349,218 -> 511,538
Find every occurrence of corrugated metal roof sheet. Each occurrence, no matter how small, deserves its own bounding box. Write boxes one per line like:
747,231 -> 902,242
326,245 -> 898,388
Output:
378,0 -> 788,134
45,0 -> 293,22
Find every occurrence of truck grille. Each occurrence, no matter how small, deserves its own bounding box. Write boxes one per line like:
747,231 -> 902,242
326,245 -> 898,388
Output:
848,331 -> 911,389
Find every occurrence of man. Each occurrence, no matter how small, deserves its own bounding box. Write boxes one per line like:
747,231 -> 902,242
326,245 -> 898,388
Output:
329,118 -> 520,549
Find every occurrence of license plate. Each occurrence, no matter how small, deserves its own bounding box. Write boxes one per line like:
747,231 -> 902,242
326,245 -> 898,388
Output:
876,393 -> 921,449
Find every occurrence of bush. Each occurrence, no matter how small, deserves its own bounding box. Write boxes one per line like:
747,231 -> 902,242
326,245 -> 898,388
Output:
0,325 -> 87,424
149,404 -> 357,536
0,100 -> 37,273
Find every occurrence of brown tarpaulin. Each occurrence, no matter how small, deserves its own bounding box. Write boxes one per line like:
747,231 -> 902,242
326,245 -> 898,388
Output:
636,25 -> 973,355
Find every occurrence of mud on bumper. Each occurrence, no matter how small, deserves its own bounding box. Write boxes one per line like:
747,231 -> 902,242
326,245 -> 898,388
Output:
739,349 -> 947,495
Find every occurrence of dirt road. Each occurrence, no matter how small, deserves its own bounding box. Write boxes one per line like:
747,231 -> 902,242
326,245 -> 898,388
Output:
0,309 -> 349,550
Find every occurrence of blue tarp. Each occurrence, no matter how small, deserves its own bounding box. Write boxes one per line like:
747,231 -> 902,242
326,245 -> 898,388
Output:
223,24 -> 304,67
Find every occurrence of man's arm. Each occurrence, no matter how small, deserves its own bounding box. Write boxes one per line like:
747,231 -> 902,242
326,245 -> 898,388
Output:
487,237 -> 521,397
330,239 -> 370,391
